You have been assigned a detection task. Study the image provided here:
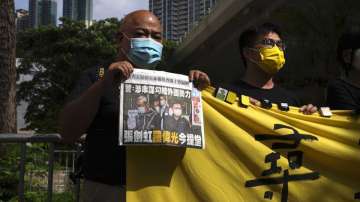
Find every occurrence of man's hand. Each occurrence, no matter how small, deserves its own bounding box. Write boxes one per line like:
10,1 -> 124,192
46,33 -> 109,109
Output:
299,104 -> 318,115
189,70 -> 210,90
249,97 -> 261,106
105,61 -> 134,85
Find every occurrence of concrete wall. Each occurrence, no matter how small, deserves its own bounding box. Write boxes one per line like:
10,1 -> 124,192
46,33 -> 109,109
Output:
170,0 -> 360,106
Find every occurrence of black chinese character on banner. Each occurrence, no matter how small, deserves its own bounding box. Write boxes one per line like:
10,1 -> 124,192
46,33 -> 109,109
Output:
355,192 -> 360,200
255,124 -> 318,149
355,139 -> 360,200
262,152 -> 281,176
246,170 -> 319,202
245,124 -> 320,202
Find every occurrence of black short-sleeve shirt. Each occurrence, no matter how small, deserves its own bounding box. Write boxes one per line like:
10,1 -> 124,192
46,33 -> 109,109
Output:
221,80 -> 301,107
327,79 -> 360,110
68,66 -> 126,186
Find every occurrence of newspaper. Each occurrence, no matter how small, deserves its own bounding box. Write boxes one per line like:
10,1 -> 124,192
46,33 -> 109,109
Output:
119,69 -> 205,149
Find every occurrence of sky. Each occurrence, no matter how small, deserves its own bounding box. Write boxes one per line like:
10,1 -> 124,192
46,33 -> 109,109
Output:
15,0 -> 148,21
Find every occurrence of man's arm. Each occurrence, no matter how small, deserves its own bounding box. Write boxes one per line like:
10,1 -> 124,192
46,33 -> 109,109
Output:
59,61 -> 134,143
59,79 -> 105,143
327,81 -> 357,110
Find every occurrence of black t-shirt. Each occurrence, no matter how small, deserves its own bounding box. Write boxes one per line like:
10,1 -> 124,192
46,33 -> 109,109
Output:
221,80 -> 301,107
68,66 -> 125,186
163,116 -> 191,134
327,79 -> 360,110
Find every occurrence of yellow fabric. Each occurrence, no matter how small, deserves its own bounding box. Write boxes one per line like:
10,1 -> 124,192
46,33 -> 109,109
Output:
127,87 -> 360,202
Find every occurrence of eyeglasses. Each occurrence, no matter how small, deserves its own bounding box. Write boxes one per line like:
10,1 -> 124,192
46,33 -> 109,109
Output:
256,38 -> 286,51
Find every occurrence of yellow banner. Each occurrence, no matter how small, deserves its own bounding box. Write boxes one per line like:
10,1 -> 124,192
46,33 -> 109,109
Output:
127,88 -> 360,202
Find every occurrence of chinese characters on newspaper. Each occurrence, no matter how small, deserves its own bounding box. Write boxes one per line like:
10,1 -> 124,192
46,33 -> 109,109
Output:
119,69 -> 205,149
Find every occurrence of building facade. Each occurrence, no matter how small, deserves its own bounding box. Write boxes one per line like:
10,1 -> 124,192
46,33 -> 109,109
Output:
16,9 -> 30,32
149,0 -> 217,41
29,0 -> 57,28
63,0 -> 93,27
40,0 -> 57,26
29,0 -> 40,28
63,0 -> 76,19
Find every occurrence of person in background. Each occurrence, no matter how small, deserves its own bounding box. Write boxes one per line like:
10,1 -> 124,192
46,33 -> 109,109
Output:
151,95 -> 161,113
133,95 -> 158,130
164,101 -> 191,134
327,32 -> 360,110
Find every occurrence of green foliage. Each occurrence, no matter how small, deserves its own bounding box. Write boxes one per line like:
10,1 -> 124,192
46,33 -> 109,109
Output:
0,143 -> 50,201
17,17 -> 177,133
9,191 -> 74,202
0,143 -> 74,201
17,18 -> 121,133
0,145 -> 20,201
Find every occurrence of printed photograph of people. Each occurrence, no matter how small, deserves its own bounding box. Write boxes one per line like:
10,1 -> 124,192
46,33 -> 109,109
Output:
124,93 -> 192,134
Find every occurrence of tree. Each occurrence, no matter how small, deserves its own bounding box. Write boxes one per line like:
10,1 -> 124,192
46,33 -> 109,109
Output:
0,0 -> 16,133
17,18 -> 120,133
17,18 -> 177,133
0,1 -> 17,199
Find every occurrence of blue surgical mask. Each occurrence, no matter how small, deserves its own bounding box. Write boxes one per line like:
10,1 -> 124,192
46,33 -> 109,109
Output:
124,35 -> 163,69
137,107 -> 146,113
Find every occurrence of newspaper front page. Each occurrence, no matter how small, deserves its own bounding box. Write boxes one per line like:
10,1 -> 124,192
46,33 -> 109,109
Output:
119,69 -> 205,149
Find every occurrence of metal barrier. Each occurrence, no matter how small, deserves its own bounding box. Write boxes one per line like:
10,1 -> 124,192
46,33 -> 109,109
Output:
0,133 -> 61,202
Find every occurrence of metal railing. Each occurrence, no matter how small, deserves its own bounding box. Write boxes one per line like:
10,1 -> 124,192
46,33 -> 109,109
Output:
0,133 -> 61,202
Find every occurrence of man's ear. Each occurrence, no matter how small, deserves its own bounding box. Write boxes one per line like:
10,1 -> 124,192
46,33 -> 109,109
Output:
243,48 -> 252,59
117,31 -> 124,43
342,49 -> 352,64
243,48 -> 260,61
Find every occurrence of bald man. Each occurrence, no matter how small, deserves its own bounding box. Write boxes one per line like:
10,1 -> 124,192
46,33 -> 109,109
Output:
59,10 -> 210,201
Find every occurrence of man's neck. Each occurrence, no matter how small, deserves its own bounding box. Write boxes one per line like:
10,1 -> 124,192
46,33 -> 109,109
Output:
242,63 -> 274,89
346,69 -> 360,88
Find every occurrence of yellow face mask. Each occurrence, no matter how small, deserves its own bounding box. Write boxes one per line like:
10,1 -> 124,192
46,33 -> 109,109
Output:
255,45 -> 286,75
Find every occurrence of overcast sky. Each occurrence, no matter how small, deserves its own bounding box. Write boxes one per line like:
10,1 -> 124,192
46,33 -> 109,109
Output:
15,0 -> 148,21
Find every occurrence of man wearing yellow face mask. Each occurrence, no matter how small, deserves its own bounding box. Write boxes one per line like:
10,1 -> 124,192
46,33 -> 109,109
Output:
226,23 -> 317,114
